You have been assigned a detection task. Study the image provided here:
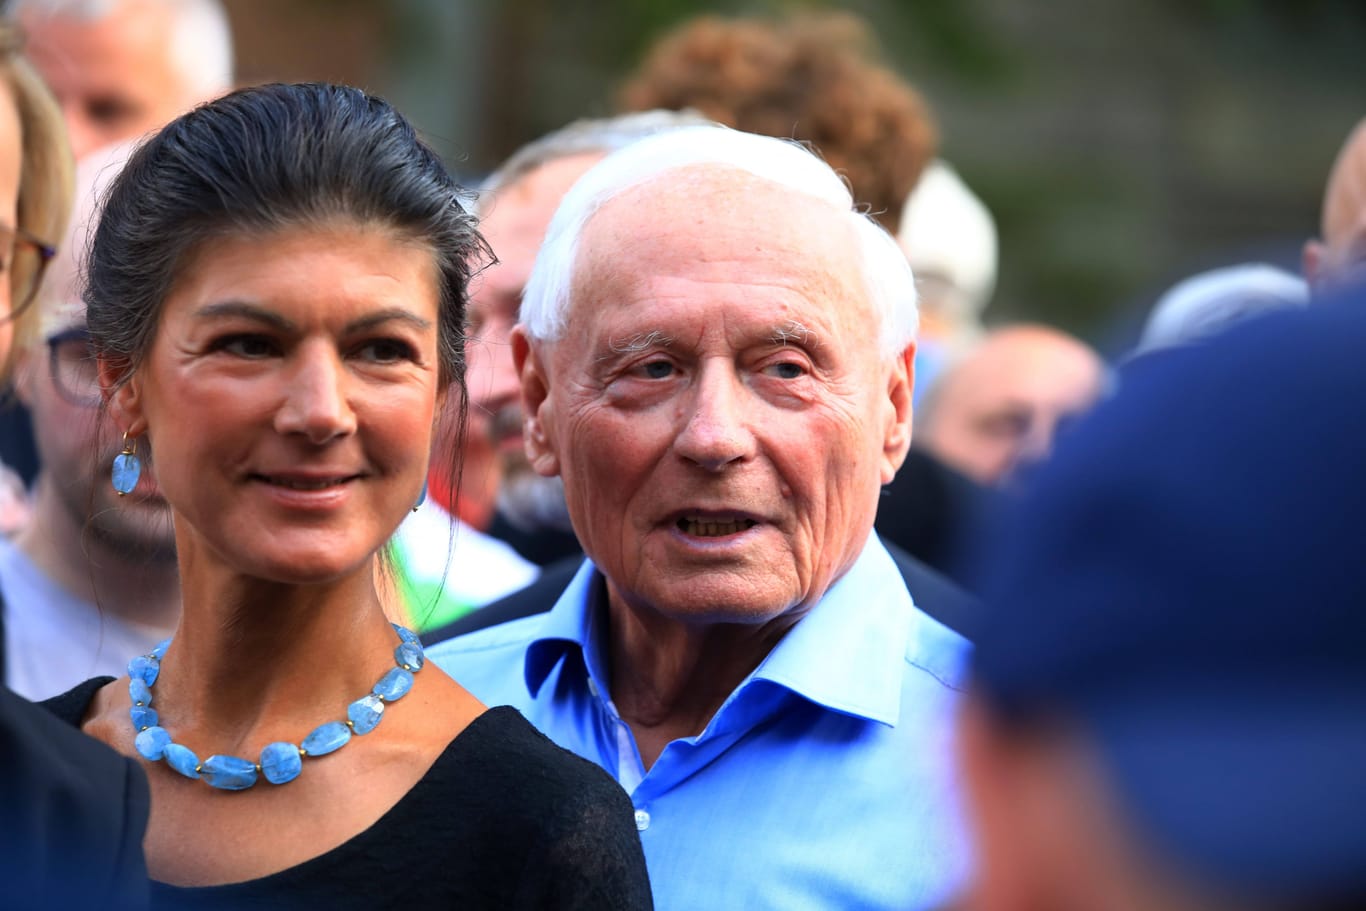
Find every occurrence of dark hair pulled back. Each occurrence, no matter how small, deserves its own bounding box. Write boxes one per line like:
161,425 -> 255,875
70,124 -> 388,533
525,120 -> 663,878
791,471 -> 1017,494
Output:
85,82 -> 486,391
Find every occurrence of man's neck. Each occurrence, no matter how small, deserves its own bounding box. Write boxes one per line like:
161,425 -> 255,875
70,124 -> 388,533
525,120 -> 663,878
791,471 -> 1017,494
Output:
606,594 -> 803,770
13,481 -> 180,631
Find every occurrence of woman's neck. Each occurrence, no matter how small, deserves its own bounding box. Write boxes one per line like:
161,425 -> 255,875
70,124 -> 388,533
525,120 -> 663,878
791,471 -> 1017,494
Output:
151,559 -> 403,757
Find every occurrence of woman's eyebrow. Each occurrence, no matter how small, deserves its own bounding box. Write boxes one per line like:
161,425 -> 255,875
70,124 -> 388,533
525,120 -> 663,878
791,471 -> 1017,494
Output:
345,309 -> 433,333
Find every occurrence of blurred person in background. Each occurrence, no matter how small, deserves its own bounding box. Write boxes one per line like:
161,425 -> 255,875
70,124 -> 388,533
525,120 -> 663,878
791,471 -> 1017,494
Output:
878,162 -> 1002,584
1,0 -> 235,501
430,125 -> 973,910
618,11 -> 937,236
1304,117 -> 1366,293
0,20 -> 149,908
12,0 -> 232,160
1133,262 -> 1308,358
958,297 -> 1366,911
2,140 -> 179,701
396,111 -> 706,635
896,159 -> 999,399
916,324 -> 1106,488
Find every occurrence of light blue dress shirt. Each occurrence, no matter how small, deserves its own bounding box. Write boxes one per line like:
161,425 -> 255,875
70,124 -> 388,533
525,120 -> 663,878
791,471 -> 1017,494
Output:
429,534 -> 971,910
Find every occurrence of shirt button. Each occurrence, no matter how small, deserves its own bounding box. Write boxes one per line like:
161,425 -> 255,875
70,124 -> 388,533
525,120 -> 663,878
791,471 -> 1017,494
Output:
634,809 -> 650,831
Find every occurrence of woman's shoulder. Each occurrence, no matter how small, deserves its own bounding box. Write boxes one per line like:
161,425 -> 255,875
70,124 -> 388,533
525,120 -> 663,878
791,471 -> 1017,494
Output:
439,705 -> 631,812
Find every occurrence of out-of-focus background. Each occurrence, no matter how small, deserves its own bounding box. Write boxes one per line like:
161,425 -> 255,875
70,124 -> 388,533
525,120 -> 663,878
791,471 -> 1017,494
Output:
135,0 -> 1366,343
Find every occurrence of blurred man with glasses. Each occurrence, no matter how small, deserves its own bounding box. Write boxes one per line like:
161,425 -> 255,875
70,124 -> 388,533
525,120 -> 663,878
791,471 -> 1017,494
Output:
0,144 -> 177,699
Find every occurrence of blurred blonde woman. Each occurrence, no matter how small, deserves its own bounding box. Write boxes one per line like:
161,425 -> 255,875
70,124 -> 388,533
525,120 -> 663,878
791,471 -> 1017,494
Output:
0,21 -> 70,532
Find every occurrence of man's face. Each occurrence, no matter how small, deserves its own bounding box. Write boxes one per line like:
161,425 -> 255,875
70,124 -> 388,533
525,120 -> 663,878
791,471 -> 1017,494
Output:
519,168 -> 914,624
21,0 -> 200,159
16,320 -> 174,560
466,153 -> 604,490
920,327 -> 1103,486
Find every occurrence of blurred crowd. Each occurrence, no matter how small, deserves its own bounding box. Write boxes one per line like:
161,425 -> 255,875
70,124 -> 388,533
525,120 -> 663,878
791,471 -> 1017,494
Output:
0,2 -> 1363,909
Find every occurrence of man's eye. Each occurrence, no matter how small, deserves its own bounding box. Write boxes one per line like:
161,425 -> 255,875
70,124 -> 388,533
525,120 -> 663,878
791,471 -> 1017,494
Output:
640,360 -> 674,379
765,361 -> 806,380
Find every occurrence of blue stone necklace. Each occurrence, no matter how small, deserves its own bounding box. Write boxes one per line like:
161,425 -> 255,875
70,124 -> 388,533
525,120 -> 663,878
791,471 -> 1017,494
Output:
127,624 -> 425,790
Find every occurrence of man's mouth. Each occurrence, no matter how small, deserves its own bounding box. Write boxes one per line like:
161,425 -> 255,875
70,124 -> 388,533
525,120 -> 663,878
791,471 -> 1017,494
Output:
676,516 -> 759,537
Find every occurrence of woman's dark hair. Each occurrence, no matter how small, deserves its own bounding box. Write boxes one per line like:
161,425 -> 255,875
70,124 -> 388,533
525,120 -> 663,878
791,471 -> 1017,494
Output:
85,82 -> 486,393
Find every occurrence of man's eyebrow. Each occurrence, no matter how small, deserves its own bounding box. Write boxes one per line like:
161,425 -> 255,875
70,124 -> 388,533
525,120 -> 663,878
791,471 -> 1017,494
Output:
771,319 -> 814,346
603,330 -> 674,358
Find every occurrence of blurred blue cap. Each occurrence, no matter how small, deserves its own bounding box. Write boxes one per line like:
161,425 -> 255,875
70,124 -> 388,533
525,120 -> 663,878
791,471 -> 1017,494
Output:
972,293 -> 1366,898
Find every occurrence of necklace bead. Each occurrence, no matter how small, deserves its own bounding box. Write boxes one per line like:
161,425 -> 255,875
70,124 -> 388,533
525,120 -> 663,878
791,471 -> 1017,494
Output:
126,625 -> 424,791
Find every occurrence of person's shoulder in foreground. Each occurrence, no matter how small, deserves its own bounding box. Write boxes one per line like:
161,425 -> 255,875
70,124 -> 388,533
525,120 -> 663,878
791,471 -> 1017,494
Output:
5,681 -> 149,910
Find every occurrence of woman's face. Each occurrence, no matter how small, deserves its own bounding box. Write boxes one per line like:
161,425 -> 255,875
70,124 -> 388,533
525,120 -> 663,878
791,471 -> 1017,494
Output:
0,77 -> 24,367
111,221 -> 446,584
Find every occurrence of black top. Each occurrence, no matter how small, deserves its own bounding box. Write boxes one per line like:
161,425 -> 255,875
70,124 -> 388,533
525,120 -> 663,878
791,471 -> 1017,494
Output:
43,679 -> 654,911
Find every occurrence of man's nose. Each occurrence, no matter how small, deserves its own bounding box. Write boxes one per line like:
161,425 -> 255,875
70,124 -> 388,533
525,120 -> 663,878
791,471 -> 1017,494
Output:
274,345 -> 357,444
674,365 -> 756,472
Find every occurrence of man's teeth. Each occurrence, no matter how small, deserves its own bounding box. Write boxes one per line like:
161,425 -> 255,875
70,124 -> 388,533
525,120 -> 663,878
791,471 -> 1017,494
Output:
680,518 -> 756,537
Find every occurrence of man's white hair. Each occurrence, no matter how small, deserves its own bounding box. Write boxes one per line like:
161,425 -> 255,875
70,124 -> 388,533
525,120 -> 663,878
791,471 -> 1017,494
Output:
520,124 -> 919,360
12,0 -> 233,100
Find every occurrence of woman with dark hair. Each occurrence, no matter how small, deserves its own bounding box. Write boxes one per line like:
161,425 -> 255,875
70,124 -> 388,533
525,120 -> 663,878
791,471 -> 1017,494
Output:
41,82 -> 651,909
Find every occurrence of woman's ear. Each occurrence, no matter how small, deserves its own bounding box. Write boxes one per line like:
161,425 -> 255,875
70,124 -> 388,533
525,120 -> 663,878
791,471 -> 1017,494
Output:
512,327 -> 559,478
98,355 -> 147,437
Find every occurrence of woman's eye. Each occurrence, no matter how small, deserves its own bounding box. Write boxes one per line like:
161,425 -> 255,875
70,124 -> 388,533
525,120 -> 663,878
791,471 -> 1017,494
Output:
221,335 -> 276,358
357,338 -> 416,364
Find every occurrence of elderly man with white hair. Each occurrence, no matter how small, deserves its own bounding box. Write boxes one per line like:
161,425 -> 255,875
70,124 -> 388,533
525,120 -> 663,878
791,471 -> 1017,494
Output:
429,125 -> 972,910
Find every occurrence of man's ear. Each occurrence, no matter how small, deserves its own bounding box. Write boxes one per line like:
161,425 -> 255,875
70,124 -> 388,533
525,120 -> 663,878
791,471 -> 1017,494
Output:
880,342 -> 916,484
98,355 -> 147,438
1303,238 -> 1325,288
512,327 -> 560,478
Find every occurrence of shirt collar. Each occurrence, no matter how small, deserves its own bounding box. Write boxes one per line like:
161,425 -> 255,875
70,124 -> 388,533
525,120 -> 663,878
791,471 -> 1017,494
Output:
524,558 -> 607,695
747,534 -> 919,726
520,535 -> 958,727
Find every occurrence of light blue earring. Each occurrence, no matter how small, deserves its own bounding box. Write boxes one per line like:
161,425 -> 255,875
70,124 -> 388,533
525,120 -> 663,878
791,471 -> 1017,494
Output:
112,432 -> 142,496
412,479 -> 427,512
